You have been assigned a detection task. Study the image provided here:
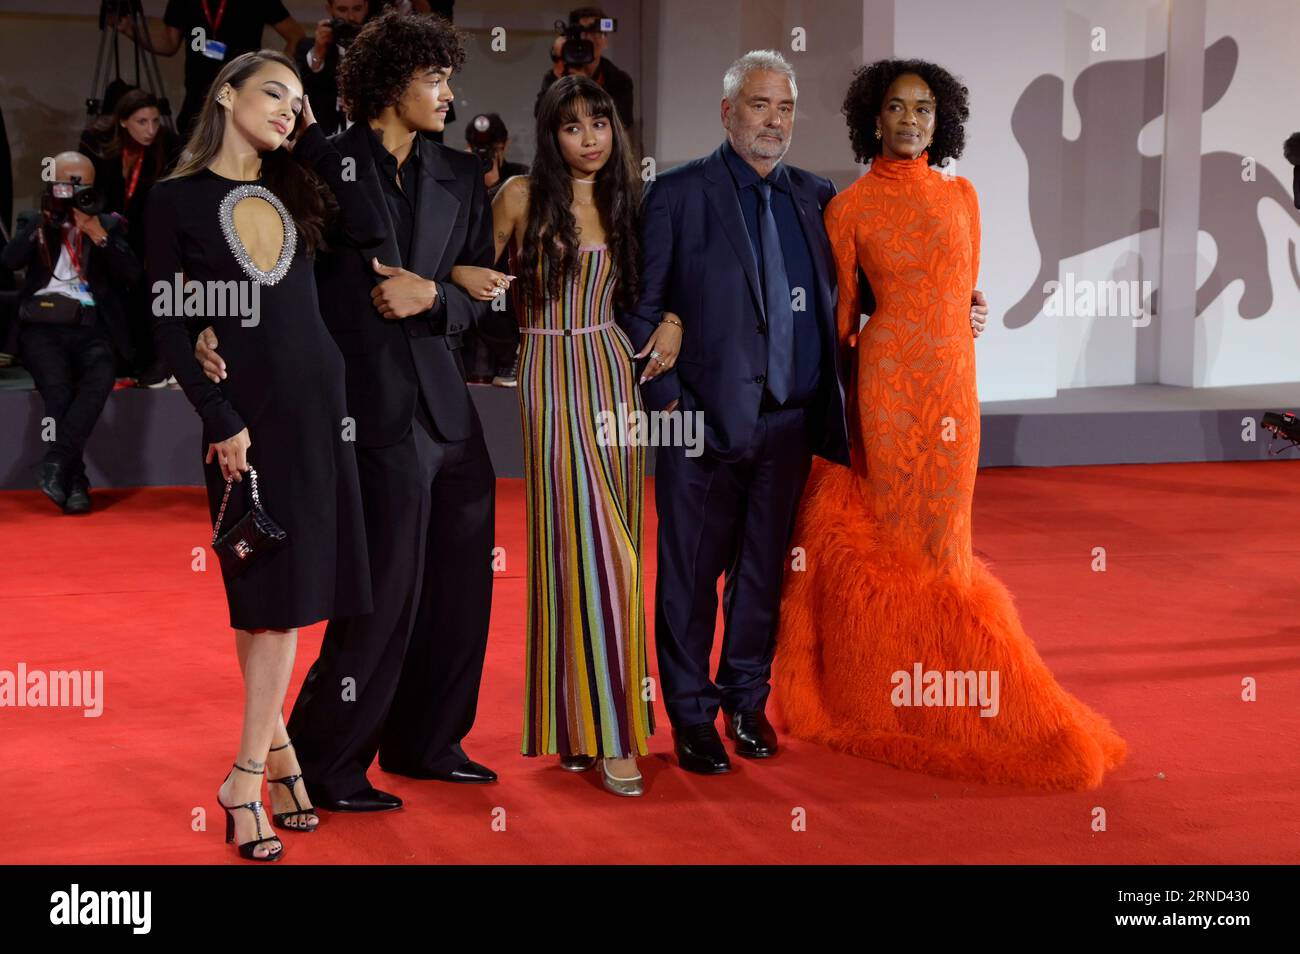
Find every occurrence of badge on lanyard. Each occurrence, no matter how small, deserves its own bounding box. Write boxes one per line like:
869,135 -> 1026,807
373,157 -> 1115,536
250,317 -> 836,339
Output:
199,0 -> 228,60
64,232 -> 95,306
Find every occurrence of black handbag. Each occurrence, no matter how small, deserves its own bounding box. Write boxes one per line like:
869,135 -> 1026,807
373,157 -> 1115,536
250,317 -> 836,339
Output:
19,225 -> 92,325
211,466 -> 289,576
18,294 -> 85,325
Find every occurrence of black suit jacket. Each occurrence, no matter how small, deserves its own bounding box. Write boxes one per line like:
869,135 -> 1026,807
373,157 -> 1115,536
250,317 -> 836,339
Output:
1,210 -> 140,362
316,121 -> 493,448
618,145 -> 850,465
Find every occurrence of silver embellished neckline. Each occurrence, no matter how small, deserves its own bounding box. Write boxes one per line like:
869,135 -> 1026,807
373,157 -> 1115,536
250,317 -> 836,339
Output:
217,183 -> 298,285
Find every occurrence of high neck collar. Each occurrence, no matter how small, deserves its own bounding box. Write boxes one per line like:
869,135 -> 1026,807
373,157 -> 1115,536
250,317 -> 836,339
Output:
869,151 -> 931,180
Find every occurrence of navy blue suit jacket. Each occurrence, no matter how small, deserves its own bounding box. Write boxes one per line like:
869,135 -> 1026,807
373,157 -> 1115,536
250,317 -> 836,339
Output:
619,144 -> 850,465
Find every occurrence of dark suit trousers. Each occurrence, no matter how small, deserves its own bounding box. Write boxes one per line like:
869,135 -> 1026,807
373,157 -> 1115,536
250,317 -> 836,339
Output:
288,405 -> 495,801
20,322 -> 116,474
653,405 -> 813,728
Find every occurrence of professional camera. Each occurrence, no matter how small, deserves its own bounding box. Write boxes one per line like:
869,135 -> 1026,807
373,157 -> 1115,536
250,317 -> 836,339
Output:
42,175 -> 105,222
465,113 -> 506,175
329,16 -> 362,47
554,14 -> 617,71
1261,411 -> 1300,451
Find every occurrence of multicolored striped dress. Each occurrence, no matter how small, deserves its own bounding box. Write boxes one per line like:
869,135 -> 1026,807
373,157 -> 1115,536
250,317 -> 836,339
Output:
515,244 -> 655,758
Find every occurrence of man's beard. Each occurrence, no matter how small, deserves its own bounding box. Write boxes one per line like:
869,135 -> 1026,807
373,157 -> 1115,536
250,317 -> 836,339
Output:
740,128 -> 790,162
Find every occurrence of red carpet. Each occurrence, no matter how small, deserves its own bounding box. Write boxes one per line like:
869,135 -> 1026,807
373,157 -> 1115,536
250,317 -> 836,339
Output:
1,461 -> 1297,864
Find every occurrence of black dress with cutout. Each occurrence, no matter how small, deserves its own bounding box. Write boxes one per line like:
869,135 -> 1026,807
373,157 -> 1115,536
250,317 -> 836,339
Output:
145,124 -> 380,631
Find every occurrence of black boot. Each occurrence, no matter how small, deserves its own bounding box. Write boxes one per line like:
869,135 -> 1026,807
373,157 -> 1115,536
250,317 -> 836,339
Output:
35,459 -> 70,509
63,471 -> 92,515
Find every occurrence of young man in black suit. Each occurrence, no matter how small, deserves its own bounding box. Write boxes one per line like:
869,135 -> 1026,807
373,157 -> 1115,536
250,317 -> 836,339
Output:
196,10 -> 498,811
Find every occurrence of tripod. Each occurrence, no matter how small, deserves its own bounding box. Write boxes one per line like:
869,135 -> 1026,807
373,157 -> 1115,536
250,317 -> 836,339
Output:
87,0 -> 174,129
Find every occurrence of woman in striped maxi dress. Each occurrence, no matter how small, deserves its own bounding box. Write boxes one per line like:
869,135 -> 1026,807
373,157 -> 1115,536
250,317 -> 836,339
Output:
452,76 -> 682,796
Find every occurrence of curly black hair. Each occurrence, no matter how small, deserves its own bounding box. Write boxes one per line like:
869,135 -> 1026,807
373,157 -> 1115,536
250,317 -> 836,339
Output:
842,58 -> 970,166
337,9 -> 467,124
1285,132 -> 1300,166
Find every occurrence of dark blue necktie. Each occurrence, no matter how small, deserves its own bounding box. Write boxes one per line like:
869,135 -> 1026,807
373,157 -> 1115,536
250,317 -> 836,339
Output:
756,179 -> 793,404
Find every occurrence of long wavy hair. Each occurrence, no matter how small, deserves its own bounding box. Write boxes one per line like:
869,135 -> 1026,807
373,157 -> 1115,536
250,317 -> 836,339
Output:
86,89 -> 172,171
521,75 -> 640,312
165,51 -> 328,254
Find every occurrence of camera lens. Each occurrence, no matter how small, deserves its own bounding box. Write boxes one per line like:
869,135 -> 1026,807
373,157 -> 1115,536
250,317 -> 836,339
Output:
73,186 -> 105,216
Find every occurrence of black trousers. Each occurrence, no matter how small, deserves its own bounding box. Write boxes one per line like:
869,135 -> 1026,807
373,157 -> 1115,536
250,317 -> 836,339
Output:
653,405 -> 814,728
287,404 -> 496,801
20,321 -> 116,474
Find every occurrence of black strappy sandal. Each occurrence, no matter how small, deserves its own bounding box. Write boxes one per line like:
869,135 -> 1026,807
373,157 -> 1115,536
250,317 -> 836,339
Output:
267,739 -> 319,833
217,763 -> 283,862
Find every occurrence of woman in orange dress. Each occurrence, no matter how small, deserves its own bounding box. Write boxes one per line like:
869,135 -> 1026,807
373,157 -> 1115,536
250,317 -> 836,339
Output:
773,59 -> 1125,791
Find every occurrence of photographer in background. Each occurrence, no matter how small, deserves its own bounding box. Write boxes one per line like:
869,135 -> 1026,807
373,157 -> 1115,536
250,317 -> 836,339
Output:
1285,132 -> 1299,209
462,113 -> 527,386
1,152 -> 139,515
536,7 -> 633,132
297,0 -> 370,136
114,0 -> 304,137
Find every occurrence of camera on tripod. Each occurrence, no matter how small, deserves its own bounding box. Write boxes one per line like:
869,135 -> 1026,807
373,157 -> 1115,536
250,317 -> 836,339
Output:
90,0 -> 173,127
554,14 -> 617,71
42,176 -> 105,223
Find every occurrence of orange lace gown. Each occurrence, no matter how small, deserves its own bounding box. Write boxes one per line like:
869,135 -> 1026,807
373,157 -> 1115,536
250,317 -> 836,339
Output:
773,153 -> 1125,791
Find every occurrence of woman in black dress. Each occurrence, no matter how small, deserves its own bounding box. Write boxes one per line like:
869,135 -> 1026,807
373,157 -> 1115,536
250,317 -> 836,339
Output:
146,51 -> 380,861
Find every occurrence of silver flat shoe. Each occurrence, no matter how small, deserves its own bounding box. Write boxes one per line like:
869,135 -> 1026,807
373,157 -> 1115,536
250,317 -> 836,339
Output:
560,755 -> 597,773
601,759 -> 644,797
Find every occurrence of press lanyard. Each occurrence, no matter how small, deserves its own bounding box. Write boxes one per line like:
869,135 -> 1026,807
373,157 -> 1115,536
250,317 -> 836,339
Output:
123,149 -> 145,205
201,0 -> 228,33
61,229 -> 86,283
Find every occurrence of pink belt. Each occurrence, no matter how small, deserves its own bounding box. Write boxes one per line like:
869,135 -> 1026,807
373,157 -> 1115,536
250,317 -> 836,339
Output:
519,320 -> 615,337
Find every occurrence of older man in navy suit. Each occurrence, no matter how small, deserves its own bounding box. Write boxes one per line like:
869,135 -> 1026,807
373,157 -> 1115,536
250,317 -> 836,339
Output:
620,50 -> 987,774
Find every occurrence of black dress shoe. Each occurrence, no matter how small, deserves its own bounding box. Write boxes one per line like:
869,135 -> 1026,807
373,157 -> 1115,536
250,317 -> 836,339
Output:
724,709 -> 778,759
315,787 -> 403,812
673,722 -> 731,775
36,460 -> 69,508
63,474 -> 92,515
386,759 -> 498,784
